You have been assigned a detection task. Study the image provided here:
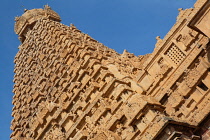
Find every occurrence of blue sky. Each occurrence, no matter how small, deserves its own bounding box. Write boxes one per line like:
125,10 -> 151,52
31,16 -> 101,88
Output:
0,0 -> 196,139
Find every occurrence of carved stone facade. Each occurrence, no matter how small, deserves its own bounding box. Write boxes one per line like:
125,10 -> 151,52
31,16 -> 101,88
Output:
11,1 -> 210,140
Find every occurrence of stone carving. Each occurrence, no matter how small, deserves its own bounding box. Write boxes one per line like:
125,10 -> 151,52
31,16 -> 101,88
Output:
92,129 -> 121,140
14,5 -> 61,36
155,59 -> 170,80
165,44 -> 186,65
184,68 -> 200,88
155,36 -> 163,48
43,124 -> 66,140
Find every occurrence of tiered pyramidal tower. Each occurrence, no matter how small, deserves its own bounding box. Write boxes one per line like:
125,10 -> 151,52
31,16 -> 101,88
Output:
11,1 -> 210,139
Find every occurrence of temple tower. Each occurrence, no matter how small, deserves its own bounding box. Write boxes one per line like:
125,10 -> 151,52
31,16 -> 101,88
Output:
12,1 -> 210,139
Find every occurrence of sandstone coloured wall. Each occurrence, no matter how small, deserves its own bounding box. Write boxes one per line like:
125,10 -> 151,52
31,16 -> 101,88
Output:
11,1 -> 210,139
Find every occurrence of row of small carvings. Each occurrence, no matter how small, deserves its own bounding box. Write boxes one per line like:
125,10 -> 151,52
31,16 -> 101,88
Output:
12,42 -> 116,101
11,44 -> 148,139
12,42 -> 121,97
12,54 -> 107,124
11,39 -> 118,136
11,49 -> 141,136
14,26 -> 118,75
13,29 -> 110,89
30,81 -> 163,139
10,66 -> 99,137
15,18 -> 140,79
11,61 -> 128,138
11,17 -> 146,137
12,46 -> 116,117
64,87 -> 165,139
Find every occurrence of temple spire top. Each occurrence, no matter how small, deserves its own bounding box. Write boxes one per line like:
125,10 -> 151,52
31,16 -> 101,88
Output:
14,5 -> 61,37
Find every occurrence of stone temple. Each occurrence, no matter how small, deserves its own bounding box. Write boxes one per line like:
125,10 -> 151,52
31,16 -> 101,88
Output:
11,0 -> 210,139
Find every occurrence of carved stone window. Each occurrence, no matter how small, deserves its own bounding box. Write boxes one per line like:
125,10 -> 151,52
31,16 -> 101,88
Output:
165,44 -> 186,65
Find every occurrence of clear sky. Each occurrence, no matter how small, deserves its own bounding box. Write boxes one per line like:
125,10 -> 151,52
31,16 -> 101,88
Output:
0,0 -> 196,139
